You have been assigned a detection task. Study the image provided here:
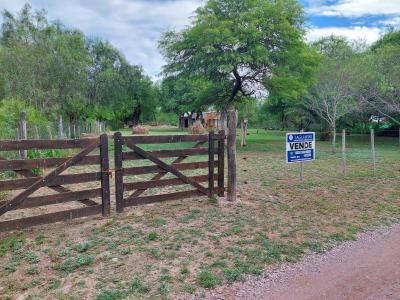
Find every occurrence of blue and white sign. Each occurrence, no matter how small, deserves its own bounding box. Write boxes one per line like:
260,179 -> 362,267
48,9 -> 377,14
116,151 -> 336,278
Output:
286,132 -> 315,163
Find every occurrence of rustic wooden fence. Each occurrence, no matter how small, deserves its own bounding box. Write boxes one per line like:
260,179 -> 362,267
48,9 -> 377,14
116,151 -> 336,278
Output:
0,132 -> 225,232
0,134 -> 110,232
113,131 -> 225,212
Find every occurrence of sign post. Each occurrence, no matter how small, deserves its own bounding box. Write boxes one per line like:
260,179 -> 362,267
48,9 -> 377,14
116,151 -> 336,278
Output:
286,132 -> 315,181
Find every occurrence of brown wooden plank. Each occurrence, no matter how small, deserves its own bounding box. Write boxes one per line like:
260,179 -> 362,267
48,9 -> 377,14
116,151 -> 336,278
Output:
122,148 -> 208,161
0,172 -> 101,191
0,189 -> 102,210
208,132 -> 215,197
121,135 -> 207,144
126,141 -> 206,200
0,205 -> 102,232
0,139 -> 100,216
212,132 -> 225,141
0,155 -> 100,171
123,141 -> 209,195
124,190 -> 204,207
100,134 -> 110,216
0,156 -> 98,207
217,130 -> 225,197
0,138 -> 97,151
123,174 -> 217,191
123,161 -> 216,176
114,132 -> 124,213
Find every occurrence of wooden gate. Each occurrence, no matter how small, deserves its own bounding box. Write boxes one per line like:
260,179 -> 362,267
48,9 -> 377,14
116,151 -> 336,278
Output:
113,131 -> 225,212
0,134 -> 110,232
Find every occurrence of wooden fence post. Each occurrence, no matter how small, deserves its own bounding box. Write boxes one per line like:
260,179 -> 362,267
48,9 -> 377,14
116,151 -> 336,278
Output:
34,125 -> 40,140
217,130 -> 225,197
19,111 -> 27,159
243,119 -> 248,147
57,114 -> 64,139
240,121 -> 244,147
227,109 -> 237,201
371,129 -> 376,175
342,129 -> 346,175
100,134 -> 110,216
114,132 -> 124,213
47,125 -> 53,140
208,131 -> 215,197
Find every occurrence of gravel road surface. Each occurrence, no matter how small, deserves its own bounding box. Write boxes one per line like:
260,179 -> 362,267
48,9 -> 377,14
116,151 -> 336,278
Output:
198,224 -> 400,300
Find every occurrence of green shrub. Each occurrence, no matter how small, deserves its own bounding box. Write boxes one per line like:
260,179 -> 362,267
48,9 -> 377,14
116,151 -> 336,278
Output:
196,269 -> 220,288
147,232 -> 159,241
0,235 -> 24,256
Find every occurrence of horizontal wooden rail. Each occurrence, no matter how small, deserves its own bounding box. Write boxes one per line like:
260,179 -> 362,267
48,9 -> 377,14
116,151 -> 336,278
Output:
123,161 -> 217,176
0,155 -> 100,171
0,205 -> 102,232
123,174 -> 217,191
0,138 -> 97,151
121,135 -> 208,144
0,172 -> 101,191
122,148 -> 208,160
124,190 -> 204,207
0,188 -> 101,210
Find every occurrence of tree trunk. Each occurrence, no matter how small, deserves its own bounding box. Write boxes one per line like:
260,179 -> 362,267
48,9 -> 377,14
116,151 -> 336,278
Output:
227,108 -> 237,202
132,106 -> 142,126
331,126 -> 337,154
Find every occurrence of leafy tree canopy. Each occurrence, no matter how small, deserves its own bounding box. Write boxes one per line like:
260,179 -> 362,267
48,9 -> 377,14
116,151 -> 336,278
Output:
160,0 -> 318,110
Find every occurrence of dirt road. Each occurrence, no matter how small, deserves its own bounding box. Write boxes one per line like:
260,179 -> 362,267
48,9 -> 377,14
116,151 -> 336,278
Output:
201,224 -> 400,300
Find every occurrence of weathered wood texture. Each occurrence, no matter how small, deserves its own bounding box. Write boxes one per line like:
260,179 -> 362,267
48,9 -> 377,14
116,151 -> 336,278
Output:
208,131 -> 215,197
0,138 -> 97,151
0,136 -> 107,232
122,161 -> 215,176
114,132 -> 124,213
217,130 -> 225,197
121,135 -> 208,144
227,109 -> 237,201
0,155 -> 100,171
100,134 -> 111,216
0,205 -> 102,233
114,132 -> 225,212
0,172 -> 101,191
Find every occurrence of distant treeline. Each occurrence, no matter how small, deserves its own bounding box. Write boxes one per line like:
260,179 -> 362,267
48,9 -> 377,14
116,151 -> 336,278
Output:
0,2 -> 399,140
0,4 -> 160,132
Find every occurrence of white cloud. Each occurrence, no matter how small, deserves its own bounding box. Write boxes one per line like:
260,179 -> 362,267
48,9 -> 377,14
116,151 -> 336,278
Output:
0,0 -> 203,78
306,26 -> 382,43
307,0 -> 400,18
378,16 -> 400,28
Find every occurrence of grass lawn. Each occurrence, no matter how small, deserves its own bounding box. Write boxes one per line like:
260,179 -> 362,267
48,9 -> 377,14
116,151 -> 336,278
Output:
0,128 -> 399,299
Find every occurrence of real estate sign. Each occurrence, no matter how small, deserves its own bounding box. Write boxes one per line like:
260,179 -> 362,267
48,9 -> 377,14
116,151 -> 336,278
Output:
286,132 -> 315,163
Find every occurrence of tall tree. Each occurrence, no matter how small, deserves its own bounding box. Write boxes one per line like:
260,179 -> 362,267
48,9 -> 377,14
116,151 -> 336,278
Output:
160,0 -> 316,200
0,4 -> 90,118
357,32 -> 400,124
306,36 -> 359,153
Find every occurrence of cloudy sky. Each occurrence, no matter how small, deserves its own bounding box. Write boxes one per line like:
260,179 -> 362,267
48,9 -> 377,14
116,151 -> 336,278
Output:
0,0 -> 399,78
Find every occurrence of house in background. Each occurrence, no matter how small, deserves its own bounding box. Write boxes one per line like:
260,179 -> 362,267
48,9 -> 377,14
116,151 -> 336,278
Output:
203,111 -> 222,129
179,111 -> 224,129
179,112 -> 202,128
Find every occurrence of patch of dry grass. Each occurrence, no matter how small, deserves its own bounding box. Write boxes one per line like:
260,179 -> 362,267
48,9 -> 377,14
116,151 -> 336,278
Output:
0,129 -> 399,299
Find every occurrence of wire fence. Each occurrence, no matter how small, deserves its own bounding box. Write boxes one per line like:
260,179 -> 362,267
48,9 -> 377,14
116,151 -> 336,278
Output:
8,118 -> 106,141
0,113 -> 106,161
283,129 -> 400,182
